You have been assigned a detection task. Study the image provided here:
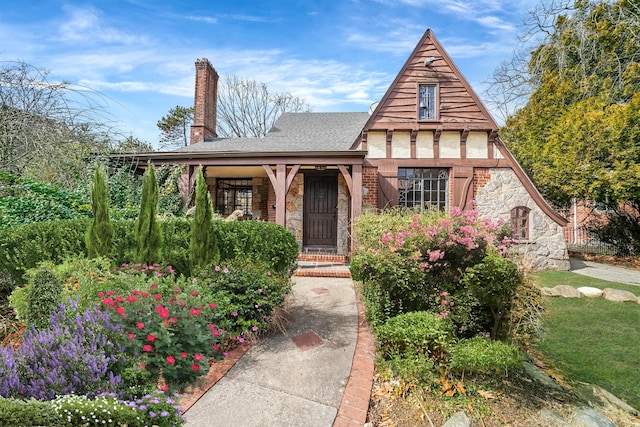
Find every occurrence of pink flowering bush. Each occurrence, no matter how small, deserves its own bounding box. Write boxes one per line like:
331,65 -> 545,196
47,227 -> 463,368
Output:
350,207 -> 515,336
97,272 -> 226,393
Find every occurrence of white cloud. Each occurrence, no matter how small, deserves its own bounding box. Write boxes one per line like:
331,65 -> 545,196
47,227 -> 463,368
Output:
56,6 -> 147,45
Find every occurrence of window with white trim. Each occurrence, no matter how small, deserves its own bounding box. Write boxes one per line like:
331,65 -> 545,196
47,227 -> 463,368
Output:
398,168 -> 449,210
419,84 -> 437,120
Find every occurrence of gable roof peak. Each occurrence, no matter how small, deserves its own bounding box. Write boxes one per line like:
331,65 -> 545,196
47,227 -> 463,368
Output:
361,28 -> 498,133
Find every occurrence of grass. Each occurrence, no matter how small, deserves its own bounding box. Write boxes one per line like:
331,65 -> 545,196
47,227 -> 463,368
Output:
530,270 -> 640,409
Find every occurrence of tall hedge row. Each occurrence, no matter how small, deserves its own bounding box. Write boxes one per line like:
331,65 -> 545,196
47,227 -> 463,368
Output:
0,218 -> 298,289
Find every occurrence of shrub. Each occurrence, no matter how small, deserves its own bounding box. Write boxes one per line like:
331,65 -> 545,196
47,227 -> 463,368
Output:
86,165 -> 113,259
0,218 -> 91,286
136,163 -> 162,265
502,278 -> 545,345
0,172 -> 90,232
97,270 -> 226,393
352,207 -> 445,251
160,218 -> 191,275
51,394 -> 142,427
352,250 -> 427,326
459,252 -> 523,339
351,207 -> 514,334
27,267 -> 63,330
449,337 -> 521,375
8,285 -> 29,322
190,166 -> 219,271
376,311 -> 453,363
0,397 -> 60,427
196,259 -> 293,338
380,353 -> 436,386
216,220 -> 299,275
0,300 -> 126,400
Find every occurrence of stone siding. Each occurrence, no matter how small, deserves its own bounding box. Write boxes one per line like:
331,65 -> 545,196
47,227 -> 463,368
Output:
474,168 -> 569,271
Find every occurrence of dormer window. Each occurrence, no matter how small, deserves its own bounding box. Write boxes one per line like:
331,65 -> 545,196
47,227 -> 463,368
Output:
418,84 -> 437,120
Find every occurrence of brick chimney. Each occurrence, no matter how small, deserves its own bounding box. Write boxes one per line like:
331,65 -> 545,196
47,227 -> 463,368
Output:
190,58 -> 218,144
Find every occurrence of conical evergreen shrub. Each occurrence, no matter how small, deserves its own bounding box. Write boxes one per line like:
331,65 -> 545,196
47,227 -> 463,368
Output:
86,165 -> 113,258
135,162 -> 162,264
189,165 -> 219,272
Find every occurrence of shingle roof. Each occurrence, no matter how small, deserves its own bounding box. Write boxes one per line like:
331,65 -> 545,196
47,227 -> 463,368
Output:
175,112 -> 369,153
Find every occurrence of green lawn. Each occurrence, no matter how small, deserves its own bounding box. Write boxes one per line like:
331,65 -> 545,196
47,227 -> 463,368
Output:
530,271 -> 640,409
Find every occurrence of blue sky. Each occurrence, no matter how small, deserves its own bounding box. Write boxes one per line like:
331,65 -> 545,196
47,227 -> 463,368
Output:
1,0 -> 539,146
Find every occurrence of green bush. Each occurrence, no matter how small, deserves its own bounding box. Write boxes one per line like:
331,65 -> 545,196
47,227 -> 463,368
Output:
0,217 -> 298,288
51,395 -> 143,427
376,311 -> 453,362
86,165 -> 114,259
0,397 -> 60,426
8,285 -> 29,322
459,251 -> 523,339
0,218 -> 91,287
449,337 -> 521,375
196,258 -> 293,338
216,220 -> 299,275
353,250 -> 427,326
380,353 -> 436,386
27,267 -> 63,330
0,172 -> 90,232
159,218 -> 190,275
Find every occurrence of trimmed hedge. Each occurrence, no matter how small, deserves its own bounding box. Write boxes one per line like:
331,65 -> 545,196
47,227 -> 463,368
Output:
0,218 -> 298,289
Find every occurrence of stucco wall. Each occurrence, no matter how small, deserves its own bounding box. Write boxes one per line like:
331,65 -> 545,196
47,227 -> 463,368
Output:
474,168 -> 569,271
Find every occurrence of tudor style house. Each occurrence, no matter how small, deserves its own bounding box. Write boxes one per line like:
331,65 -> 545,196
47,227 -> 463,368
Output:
123,29 -> 569,271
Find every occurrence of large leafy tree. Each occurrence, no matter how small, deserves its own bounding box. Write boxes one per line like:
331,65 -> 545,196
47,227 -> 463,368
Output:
498,0 -> 640,209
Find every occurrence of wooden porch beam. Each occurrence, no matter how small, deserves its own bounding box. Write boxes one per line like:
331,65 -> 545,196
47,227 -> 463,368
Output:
262,164 -> 290,226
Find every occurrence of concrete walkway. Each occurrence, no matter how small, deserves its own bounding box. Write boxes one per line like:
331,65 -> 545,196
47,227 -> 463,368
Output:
182,275 -> 374,427
569,258 -> 640,287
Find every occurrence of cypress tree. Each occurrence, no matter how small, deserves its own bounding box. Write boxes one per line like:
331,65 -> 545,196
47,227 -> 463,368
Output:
190,165 -> 220,272
86,164 -> 113,258
136,161 -> 162,265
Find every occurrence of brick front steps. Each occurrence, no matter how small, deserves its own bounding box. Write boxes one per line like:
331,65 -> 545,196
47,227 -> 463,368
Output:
296,253 -> 352,278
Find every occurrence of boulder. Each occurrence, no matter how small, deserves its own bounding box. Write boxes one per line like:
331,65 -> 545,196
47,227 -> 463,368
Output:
540,287 -> 555,296
577,287 -> 603,298
441,411 -> 471,427
551,285 -> 582,298
571,406 -> 616,427
602,288 -> 637,302
522,361 -> 564,392
538,409 -> 572,426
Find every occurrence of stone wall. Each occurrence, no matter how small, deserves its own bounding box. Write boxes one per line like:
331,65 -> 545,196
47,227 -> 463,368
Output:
337,174 -> 349,255
286,173 -> 304,251
474,168 -> 569,271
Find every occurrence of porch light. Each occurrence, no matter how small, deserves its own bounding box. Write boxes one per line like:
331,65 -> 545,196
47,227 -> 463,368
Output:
315,165 -> 327,171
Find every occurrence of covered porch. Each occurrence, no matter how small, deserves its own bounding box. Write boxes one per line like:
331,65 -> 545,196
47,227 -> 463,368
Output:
114,150 -> 365,255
